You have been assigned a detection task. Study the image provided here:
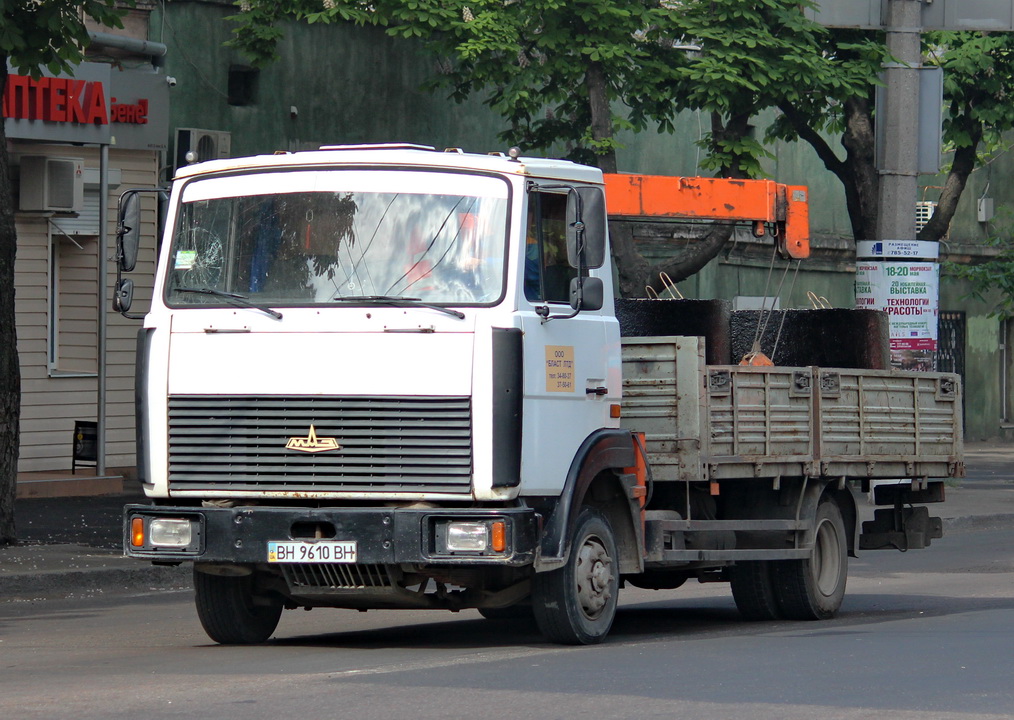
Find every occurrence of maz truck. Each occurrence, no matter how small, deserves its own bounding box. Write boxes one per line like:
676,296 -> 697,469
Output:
117,144 -> 963,645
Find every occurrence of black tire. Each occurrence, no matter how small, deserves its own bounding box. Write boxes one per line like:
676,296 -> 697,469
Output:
772,498 -> 848,621
194,569 -> 282,644
532,508 -> 619,645
730,561 -> 782,621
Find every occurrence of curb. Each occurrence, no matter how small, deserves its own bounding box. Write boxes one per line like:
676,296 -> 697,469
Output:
943,513 -> 1014,532
1,564 -> 191,602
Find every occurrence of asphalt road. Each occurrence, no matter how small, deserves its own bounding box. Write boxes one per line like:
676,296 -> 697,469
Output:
2,523 -> 1012,720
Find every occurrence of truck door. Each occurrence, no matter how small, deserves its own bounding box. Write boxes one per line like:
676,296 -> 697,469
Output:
518,187 -> 614,496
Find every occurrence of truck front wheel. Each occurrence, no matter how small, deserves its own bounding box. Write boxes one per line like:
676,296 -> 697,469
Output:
194,569 -> 282,644
532,508 -> 619,645
772,497 -> 848,620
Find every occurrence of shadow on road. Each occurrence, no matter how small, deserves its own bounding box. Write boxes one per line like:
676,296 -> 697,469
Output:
256,589 -> 1014,650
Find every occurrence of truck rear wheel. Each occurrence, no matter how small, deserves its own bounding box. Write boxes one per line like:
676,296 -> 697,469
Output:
730,561 -> 782,621
194,569 -> 282,644
772,498 -> 848,620
532,508 -> 618,645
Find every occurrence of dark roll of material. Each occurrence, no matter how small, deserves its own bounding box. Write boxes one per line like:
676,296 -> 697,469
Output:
730,309 -> 890,369
615,298 -> 733,365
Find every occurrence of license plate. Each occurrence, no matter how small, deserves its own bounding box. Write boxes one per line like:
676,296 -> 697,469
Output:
267,541 -> 358,563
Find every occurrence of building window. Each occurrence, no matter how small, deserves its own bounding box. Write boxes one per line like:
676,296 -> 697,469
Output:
228,65 -> 258,106
48,231 -> 98,376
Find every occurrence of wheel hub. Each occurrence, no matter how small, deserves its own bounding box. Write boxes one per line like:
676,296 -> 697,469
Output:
813,517 -> 842,597
576,537 -> 614,619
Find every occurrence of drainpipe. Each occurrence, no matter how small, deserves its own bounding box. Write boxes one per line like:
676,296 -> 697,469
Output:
87,32 -> 168,65
97,144 -> 109,475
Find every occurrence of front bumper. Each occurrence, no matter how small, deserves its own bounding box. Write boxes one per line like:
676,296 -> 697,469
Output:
124,504 -> 539,567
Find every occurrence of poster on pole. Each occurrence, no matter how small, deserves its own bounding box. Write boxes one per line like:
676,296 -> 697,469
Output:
856,257 -> 939,371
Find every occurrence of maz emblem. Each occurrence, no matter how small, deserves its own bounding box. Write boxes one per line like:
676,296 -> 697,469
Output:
286,425 -> 340,453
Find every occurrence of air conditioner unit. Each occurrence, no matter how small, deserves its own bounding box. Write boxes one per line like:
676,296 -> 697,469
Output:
175,128 -> 232,170
915,201 -> 937,233
19,156 -> 84,213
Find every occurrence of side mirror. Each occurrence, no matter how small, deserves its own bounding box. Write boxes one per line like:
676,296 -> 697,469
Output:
113,187 -> 167,319
566,187 -> 606,270
117,190 -> 142,272
569,276 -> 603,312
113,278 -> 134,313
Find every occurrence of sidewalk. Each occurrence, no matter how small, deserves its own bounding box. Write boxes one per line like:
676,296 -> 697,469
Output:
2,484 -> 192,601
1,443 -> 1012,602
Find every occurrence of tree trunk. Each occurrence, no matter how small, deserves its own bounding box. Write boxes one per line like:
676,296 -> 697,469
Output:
585,60 -> 617,174
840,96 -> 879,242
611,220 -> 736,298
0,62 -> 21,545
918,122 -> 982,243
779,95 -> 879,243
710,111 -> 752,179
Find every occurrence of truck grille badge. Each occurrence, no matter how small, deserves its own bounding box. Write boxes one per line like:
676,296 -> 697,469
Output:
286,425 -> 341,453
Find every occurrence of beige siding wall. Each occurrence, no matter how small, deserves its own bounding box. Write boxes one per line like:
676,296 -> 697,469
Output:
54,236 -> 100,373
14,144 -> 160,473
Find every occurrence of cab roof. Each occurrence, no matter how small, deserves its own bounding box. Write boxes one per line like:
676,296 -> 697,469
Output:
173,143 -> 604,185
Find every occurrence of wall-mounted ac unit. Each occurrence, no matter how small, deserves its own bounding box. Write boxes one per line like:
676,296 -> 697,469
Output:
175,128 -> 232,170
19,156 -> 84,213
915,200 -> 937,233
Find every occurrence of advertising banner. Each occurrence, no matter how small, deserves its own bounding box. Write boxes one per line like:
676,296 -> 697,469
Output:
856,258 -> 939,371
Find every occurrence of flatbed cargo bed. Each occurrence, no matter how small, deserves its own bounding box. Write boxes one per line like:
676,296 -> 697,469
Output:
621,336 -> 964,484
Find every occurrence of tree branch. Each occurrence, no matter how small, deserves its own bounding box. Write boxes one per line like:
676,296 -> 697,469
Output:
918,121 -> 983,243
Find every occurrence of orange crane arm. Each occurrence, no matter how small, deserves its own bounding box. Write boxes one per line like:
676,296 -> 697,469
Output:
603,173 -> 810,259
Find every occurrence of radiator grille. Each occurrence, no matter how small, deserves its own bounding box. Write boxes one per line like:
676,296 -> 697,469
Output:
167,395 -> 472,494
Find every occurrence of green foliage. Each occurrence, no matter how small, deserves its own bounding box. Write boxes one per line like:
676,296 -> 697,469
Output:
947,234 -> 1014,319
228,0 -> 861,176
926,31 -> 1014,158
0,1 -> 130,75
765,28 -> 887,138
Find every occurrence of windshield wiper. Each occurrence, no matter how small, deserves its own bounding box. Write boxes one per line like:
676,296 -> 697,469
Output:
332,294 -> 465,319
174,287 -> 283,320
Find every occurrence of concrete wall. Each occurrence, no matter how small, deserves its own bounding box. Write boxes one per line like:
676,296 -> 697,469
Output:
152,1 -> 505,159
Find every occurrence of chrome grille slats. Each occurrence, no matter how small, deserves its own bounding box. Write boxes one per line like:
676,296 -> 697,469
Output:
167,395 -> 472,494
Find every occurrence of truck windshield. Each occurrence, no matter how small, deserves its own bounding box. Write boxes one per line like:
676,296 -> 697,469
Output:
164,169 -> 509,308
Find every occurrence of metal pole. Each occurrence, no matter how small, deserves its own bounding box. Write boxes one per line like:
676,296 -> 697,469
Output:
876,0 -> 922,242
97,144 -> 109,475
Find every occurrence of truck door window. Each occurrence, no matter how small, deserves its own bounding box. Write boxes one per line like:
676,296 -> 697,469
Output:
525,191 -> 575,304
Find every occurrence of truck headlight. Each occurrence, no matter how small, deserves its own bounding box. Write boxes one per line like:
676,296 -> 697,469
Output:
446,522 -> 489,552
439,519 -> 507,555
149,518 -> 194,548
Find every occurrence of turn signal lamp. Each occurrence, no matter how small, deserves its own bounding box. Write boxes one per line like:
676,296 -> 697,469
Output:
491,521 -> 506,553
130,517 -> 145,547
